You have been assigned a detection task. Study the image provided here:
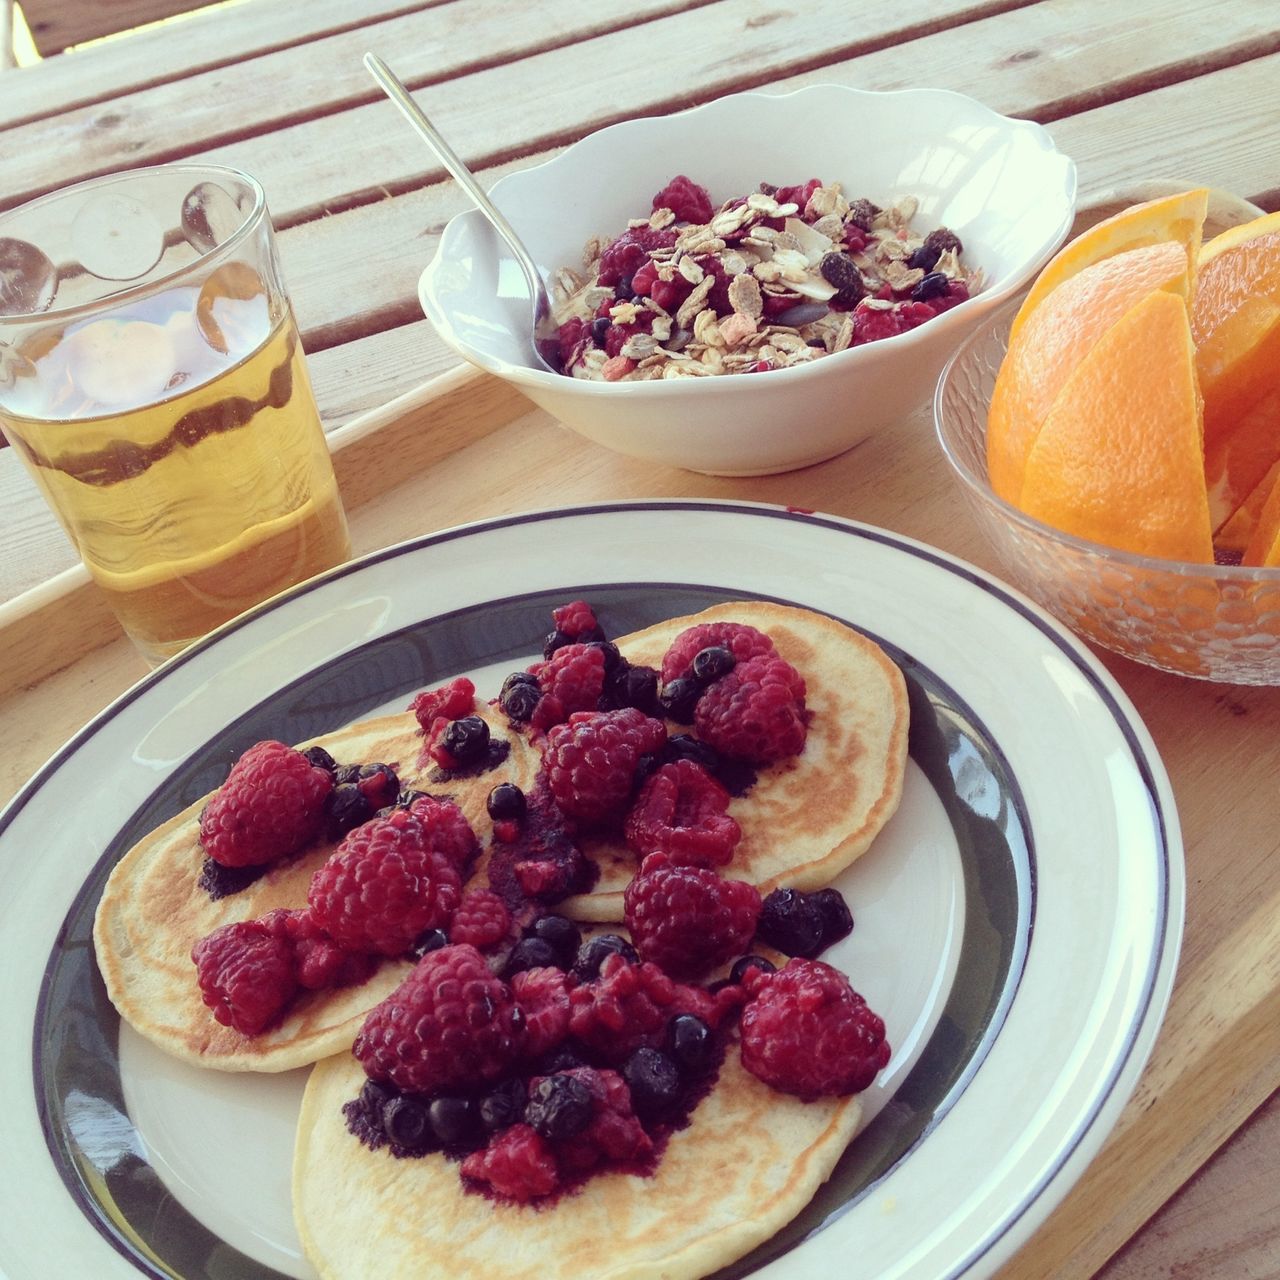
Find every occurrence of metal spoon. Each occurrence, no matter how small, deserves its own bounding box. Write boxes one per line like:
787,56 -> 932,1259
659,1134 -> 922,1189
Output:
363,53 -> 559,374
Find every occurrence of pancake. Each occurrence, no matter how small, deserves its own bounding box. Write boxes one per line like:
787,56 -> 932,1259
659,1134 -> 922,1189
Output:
293,1044 -> 861,1280
562,601 -> 909,922
92,704 -> 538,1072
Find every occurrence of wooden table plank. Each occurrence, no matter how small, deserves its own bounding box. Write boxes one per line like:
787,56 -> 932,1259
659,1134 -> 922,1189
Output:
0,0 -> 449,127
0,0 -> 720,211
0,0 -> 1034,220
22,0 -> 254,57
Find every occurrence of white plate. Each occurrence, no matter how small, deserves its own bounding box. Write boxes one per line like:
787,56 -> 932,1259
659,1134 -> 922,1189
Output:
0,501 -> 1181,1280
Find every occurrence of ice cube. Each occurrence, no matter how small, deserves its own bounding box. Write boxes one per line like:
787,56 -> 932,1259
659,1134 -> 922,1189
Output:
181,181 -> 245,255
70,191 -> 165,282
0,237 -> 56,316
194,261 -> 268,357
67,316 -> 177,410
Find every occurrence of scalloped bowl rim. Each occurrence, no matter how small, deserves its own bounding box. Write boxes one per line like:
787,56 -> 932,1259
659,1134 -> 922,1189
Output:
420,84 -> 1078,397
936,296 -> 1280,581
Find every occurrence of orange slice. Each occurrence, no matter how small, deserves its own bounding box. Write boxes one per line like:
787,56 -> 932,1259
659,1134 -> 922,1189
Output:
1243,462 -> 1280,566
1018,290 -> 1214,563
1192,212 -> 1280,511
1007,188 -> 1208,344
987,240 -> 1192,504
1217,456 -> 1280,556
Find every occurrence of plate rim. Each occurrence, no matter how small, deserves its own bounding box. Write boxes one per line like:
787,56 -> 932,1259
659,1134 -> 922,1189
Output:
1,499 -> 1183,1280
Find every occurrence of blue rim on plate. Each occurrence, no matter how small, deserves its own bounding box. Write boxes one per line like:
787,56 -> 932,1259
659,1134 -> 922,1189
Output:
0,501 -> 1180,1280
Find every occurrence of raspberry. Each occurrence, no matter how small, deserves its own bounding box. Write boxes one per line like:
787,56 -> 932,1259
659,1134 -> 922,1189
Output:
192,920 -> 298,1035
567,951 -> 721,1061
408,676 -> 476,736
597,225 -> 677,287
852,300 -> 909,345
693,653 -> 808,764
308,807 -> 463,956
529,643 -> 608,732
623,853 -> 761,979
552,600 -> 601,641
773,178 -> 822,213
551,1066 -> 652,1174
624,760 -> 741,866
199,740 -> 333,868
652,175 -> 714,224
259,907 -> 377,990
461,1123 -> 559,1202
898,299 -> 938,329
449,889 -> 512,950
543,707 -> 666,824
354,944 -> 526,1094
660,622 -> 776,683
692,253 -> 733,314
406,794 -> 481,874
556,316 -> 588,368
510,966 -> 571,1057
739,959 -> 890,1099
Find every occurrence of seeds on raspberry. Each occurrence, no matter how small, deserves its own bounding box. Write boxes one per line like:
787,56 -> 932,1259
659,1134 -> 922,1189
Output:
448,889 -> 512,950
693,652 -> 808,764
408,676 -> 476,735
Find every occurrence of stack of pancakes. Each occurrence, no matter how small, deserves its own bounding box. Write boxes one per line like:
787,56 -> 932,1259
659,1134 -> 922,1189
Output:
93,602 -> 909,1280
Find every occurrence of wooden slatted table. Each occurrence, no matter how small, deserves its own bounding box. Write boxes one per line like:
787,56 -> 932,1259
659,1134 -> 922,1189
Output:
2,3 -> 1278,1277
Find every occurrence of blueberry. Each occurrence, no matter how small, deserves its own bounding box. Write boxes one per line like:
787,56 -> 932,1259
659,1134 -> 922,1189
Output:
665,1014 -> 714,1073
617,664 -> 661,715
538,1044 -> 587,1074
324,783 -> 373,841
622,1046 -> 681,1118
572,933 -> 638,981
428,1095 -> 478,1146
359,1078 -> 396,1129
479,1077 -> 527,1132
662,734 -> 721,773
334,763 -> 362,785
528,914 -> 581,966
382,1095 -> 431,1149
659,677 -> 702,723
912,271 -> 949,302
542,628 -> 572,660
810,887 -> 854,949
907,243 -> 942,272
302,745 -> 337,774
525,1074 -> 593,1140
591,316 -> 611,347
588,640 -> 623,674
615,274 -> 634,299
409,928 -> 449,960
500,676 -> 541,723
504,937 -> 560,978
729,954 -> 776,984
756,888 -> 826,958
440,715 -> 490,765
692,646 -> 735,683
487,782 -> 526,821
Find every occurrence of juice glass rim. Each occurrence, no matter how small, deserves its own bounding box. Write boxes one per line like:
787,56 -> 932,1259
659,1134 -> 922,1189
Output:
0,162 -> 268,327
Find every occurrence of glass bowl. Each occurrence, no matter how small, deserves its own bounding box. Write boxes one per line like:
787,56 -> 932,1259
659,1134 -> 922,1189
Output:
935,299 -> 1280,684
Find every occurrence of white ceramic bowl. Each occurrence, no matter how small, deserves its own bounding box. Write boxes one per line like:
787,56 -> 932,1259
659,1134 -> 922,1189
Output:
420,85 -> 1077,475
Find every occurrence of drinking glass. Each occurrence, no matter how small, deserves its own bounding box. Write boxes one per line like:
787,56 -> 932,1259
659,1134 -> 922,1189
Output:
0,164 -> 351,665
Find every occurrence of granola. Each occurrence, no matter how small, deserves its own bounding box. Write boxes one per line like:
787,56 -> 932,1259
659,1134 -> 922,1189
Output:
548,176 -> 984,381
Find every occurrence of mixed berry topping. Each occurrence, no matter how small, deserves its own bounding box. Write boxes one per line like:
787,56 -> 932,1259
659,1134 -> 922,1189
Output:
189,597 -> 891,1209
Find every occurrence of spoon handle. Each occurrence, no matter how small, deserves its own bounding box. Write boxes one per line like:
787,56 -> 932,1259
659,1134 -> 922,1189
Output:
363,53 -> 549,324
